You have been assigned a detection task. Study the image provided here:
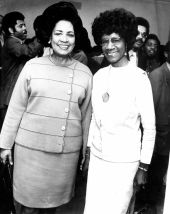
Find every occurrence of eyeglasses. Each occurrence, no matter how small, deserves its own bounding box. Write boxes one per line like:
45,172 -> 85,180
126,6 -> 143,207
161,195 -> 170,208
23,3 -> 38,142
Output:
101,37 -> 122,47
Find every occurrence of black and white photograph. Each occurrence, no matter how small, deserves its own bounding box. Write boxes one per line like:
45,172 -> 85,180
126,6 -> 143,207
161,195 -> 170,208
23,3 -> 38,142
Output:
0,0 -> 170,214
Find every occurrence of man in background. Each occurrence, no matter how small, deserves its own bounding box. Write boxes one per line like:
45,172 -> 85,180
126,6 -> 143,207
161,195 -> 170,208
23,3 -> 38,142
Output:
0,11 -> 43,214
138,34 -> 165,74
0,11 -> 43,128
146,41 -> 170,213
129,16 -> 150,65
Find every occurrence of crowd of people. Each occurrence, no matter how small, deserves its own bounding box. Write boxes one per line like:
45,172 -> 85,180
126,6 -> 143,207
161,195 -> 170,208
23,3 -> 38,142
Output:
0,1 -> 169,214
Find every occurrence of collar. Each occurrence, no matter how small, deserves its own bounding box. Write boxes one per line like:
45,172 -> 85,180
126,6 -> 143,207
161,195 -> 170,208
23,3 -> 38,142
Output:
10,35 -> 24,44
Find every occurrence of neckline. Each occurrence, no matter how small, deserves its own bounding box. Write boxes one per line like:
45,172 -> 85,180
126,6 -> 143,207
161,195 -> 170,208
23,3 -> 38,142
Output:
109,61 -> 130,71
48,55 -> 76,67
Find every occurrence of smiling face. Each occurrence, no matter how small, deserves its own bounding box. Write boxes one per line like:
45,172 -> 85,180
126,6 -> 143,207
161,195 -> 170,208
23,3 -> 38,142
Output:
101,32 -> 128,67
51,20 -> 75,57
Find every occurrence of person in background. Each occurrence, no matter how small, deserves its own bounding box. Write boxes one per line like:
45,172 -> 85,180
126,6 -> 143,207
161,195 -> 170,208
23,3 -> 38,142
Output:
146,41 -> 170,213
134,34 -> 165,213
133,17 -> 150,50
129,16 -> 150,65
83,8 -> 155,214
0,4 -> 92,214
138,34 -> 165,75
0,11 -> 43,129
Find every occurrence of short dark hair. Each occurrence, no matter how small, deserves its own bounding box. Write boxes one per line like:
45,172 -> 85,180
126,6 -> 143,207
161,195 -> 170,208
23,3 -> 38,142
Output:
92,8 -> 138,51
136,17 -> 150,35
144,33 -> 160,47
2,11 -> 25,36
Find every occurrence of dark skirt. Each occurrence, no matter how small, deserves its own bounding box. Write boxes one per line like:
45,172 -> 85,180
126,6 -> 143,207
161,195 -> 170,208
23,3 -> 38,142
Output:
13,144 -> 80,208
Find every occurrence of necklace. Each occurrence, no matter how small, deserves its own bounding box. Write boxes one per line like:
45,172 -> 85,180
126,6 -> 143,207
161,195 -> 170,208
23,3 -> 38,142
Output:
102,65 -> 112,103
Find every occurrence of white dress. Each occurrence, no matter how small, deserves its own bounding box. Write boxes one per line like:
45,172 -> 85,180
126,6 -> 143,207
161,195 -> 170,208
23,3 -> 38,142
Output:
84,63 -> 156,214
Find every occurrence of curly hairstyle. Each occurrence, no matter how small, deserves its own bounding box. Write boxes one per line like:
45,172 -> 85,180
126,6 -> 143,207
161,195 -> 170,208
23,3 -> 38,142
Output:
36,3 -> 82,47
92,8 -> 138,52
2,11 -> 25,36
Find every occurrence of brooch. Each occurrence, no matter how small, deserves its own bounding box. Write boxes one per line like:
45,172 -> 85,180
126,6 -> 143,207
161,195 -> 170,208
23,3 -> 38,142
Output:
102,92 -> 109,102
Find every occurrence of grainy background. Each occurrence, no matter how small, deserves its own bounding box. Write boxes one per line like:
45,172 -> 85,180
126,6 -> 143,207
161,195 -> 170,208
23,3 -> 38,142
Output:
0,0 -> 170,46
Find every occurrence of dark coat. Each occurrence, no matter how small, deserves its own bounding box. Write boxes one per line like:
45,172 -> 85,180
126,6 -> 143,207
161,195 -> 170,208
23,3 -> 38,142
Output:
149,63 -> 170,155
0,36 -> 43,106
149,63 -> 170,125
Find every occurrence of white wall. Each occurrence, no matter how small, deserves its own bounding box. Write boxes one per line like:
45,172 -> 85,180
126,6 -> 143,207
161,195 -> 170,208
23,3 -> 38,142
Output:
0,0 -> 170,46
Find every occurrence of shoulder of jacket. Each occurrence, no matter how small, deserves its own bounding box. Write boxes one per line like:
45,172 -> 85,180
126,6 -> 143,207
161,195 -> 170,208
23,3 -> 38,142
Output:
75,60 -> 92,77
149,63 -> 165,79
25,56 -> 48,67
6,36 -> 23,45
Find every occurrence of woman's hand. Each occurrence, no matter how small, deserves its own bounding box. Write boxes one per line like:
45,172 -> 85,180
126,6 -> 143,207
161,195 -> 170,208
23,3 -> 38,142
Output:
0,149 -> 13,165
80,147 -> 90,176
